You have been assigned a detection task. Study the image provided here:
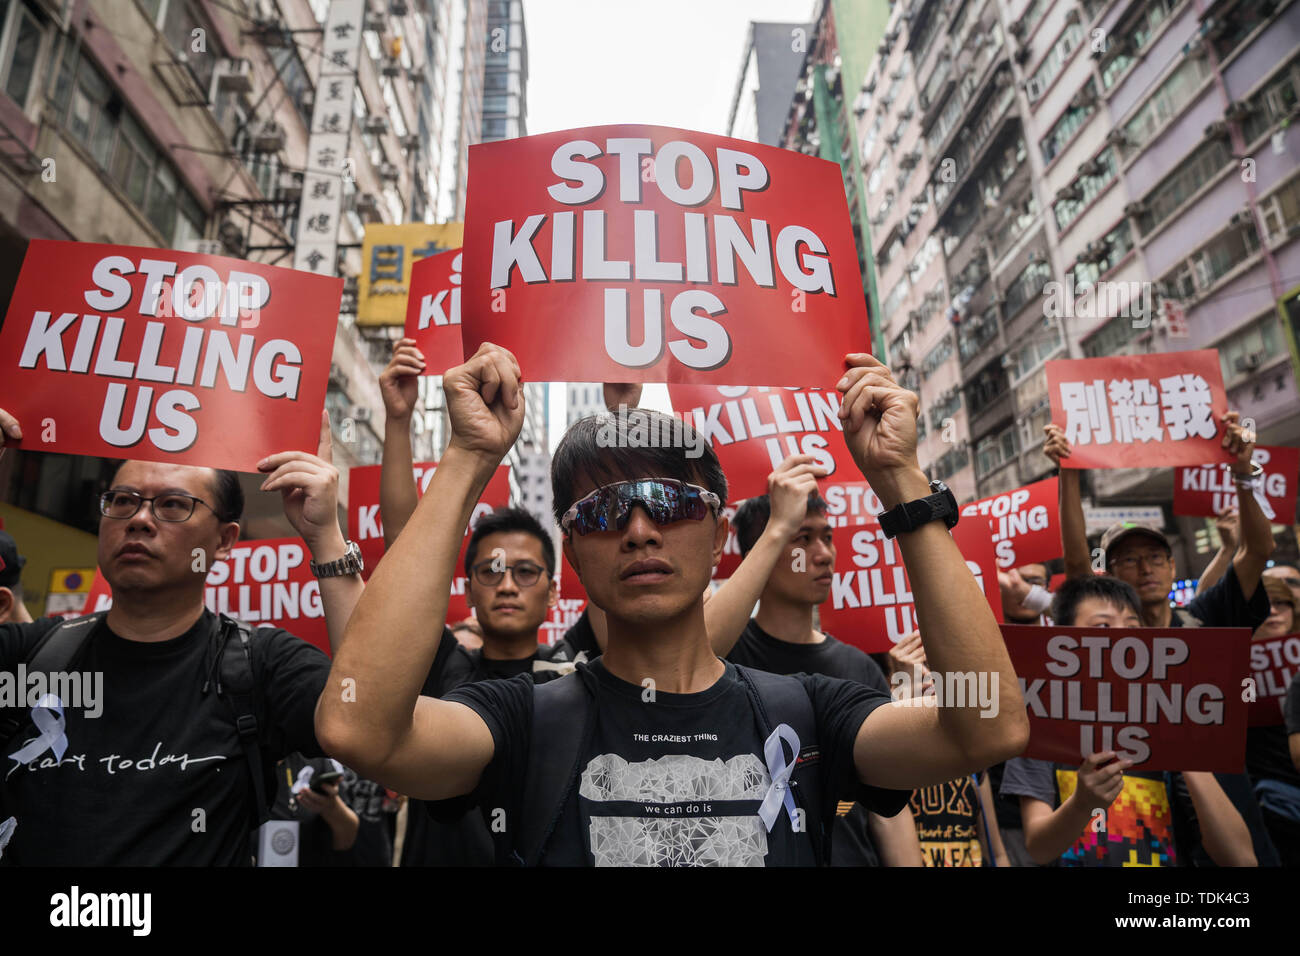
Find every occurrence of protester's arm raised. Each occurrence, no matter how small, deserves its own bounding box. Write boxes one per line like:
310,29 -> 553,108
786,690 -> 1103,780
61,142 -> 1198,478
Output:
257,411 -> 362,655
706,455 -> 826,657
835,355 -> 1028,789
1045,425 -> 1092,579
379,339 -> 426,549
1181,771 -> 1257,866
1223,413 -> 1274,600
315,344 -> 525,798
1197,508 -> 1239,594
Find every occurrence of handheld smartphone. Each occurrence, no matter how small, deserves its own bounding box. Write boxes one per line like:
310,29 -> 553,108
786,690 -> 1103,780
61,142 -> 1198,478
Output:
309,770 -> 343,794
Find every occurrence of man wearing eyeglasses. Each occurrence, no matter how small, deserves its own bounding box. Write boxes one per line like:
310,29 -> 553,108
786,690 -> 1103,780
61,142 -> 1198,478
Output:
317,344 -> 1029,867
0,409 -> 363,865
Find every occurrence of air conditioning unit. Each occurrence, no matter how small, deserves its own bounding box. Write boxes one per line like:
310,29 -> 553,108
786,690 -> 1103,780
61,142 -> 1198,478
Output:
363,116 -> 390,136
401,133 -> 420,151
1014,45 -> 1032,64
1234,351 -> 1263,373
390,0 -> 409,15
1055,183 -> 1083,202
1204,119 -> 1230,140
1104,128 -> 1130,147
382,58 -> 402,78
183,239 -> 226,256
251,120 -> 286,154
1070,87 -> 1097,110
1078,157 -> 1104,177
1008,20 -> 1026,38
214,58 -> 254,94
378,162 -> 400,181
1229,210 -> 1252,227
1123,200 -> 1148,217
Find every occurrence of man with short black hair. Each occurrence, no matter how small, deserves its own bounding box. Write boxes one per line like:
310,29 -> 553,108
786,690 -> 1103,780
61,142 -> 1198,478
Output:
319,345 -> 1029,866
0,408 -> 362,865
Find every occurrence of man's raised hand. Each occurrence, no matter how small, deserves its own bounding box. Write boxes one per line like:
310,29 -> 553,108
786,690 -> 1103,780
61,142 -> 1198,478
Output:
1042,423 -> 1072,466
0,408 -> 21,450
379,338 -> 425,422
257,410 -> 345,554
444,342 -> 525,460
766,454 -> 828,537
836,354 -> 925,504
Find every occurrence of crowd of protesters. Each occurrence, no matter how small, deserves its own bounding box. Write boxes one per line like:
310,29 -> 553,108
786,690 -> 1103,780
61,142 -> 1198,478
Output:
0,339 -> 1297,868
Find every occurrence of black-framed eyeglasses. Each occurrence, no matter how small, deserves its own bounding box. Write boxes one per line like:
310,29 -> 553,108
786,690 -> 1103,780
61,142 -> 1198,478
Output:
470,560 -> 547,588
99,489 -> 216,523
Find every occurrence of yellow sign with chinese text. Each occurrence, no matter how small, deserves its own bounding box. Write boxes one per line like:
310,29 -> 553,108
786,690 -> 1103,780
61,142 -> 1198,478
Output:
358,222 -> 464,326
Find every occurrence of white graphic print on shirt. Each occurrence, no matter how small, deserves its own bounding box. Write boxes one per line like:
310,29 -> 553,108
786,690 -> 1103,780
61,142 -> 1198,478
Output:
578,753 -> 771,866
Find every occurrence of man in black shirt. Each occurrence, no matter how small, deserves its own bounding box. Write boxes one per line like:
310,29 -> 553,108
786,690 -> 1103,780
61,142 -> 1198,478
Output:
0,408 -> 362,865
318,345 -> 1029,866
712,466 -> 922,865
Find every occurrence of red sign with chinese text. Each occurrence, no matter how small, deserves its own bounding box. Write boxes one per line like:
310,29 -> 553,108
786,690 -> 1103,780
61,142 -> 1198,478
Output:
1046,350 -> 1230,469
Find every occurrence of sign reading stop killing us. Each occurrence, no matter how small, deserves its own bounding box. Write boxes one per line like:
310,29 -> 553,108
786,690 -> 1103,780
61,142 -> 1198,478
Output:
0,240 -> 341,472
405,247 -> 466,375
1173,445 -> 1299,526
460,125 -> 869,385
1001,624 -> 1251,771
960,477 -> 1060,570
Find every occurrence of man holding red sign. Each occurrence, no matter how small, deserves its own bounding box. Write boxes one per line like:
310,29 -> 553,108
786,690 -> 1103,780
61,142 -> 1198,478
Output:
460,125 -> 869,387
318,345 -> 1029,867
0,406 -> 364,866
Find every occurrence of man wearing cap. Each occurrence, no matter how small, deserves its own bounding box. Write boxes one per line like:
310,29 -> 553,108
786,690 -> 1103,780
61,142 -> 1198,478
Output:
0,532 -> 32,625
1045,415 -> 1273,629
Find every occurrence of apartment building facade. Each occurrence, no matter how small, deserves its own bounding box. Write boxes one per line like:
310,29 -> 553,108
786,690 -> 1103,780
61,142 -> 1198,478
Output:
0,0 -> 458,612
847,0 -> 1300,568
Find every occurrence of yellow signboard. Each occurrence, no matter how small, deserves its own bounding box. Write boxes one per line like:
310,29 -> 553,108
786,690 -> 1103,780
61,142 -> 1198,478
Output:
358,222 -> 464,326
45,567 -> 95,616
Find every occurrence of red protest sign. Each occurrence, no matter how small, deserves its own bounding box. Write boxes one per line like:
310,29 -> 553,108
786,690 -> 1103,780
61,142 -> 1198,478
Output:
542,552 -> 588,646
405,248 -> 465,375
1173,445 -> 1299,525
1001,624 -> 1251,771
0,240 -> 340,472
78,538 -> 332,656
820,517 -> 1002,654
668,384 -> 859,502
461,125 -> 869,386
347,461 -> 511,625
960,477 -> 1060,570
1247,633 -> 1300,727
1045,350 -> 1230,469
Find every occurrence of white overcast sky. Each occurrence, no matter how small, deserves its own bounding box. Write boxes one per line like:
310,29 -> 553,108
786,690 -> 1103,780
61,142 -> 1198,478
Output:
527,0 -> 816,447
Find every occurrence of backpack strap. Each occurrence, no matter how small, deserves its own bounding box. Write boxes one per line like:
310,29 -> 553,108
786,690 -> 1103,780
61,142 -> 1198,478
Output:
212,616 -> 273,826
0,613 -> 106,756
731,663 -> 829,865
516,666 -> 597,867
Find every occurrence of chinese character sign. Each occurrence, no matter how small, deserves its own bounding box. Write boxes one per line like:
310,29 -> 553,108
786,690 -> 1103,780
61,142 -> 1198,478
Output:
1173,445 -> 1299,525
1001,624 -> 1250,771
1045,351 -> 1230,468
358,223 -> 465,325
404,247 -> 465,374
0,240 -> 340,472
294,0 -> 365,275
461,124 -> 870,386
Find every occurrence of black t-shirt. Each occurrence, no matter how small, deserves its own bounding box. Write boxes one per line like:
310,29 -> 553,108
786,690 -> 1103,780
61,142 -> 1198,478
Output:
263,755 -> 394,867
551,609 -> 601,662
724,620 -> 890,866
1246,725 -> 1300,790
401,627 -> 571,866
444,658 -> 905,866
1172,563 -> 1270,630
0,610 -> 330,866
725,620 -> 890,693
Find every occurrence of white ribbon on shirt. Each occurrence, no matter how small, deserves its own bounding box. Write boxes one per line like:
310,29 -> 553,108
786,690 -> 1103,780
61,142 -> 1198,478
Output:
7,694 -> 68,767
758,723 -> 801,833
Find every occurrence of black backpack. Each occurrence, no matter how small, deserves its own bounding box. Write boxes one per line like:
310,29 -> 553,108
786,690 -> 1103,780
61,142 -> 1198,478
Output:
510,661 -> 832,866
0,611 -> 276,826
